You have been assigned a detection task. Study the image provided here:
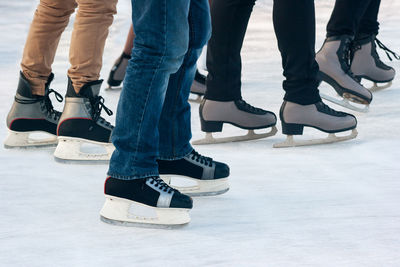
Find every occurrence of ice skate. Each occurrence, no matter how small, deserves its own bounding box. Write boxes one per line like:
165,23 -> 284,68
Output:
158,149 -> 230,196
189,70 -> 206,103
4,72 -> 63,148
193,99 -> 277,145
316,35 -> 372,113
351,35 -> 399,92
100,176 -> 192,227
54,78 -> 114,162
274,101 -> 357,148
106,52 -> 131,90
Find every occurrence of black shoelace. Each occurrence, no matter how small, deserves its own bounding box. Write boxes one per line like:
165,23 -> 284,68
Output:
317,102 -> 345,116
375,38 -> 400,61
90,95 -> 114,128
341,39 -> 358,79
190,150 -> 213,167
148,177 -> 174,193
236,99 -> 265,113
42,88 -> 63,121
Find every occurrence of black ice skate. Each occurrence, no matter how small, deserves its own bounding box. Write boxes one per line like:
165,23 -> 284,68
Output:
4,72 -> 63,148
106,52 -> 131,90
189,70 -> 206,103
351,35 -> 399,92
100,176 -> 192,227
316,35 -> 372,113
274,101 -> 357,148
192,99 -> 277,145
158,149 -> 230,196
54,78 -> 114,162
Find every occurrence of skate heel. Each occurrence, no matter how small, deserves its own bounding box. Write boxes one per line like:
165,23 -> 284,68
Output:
201,120 -> 223,132
281,123 -> 304,135
100,196 -> 190,226
4,130 -> 57,148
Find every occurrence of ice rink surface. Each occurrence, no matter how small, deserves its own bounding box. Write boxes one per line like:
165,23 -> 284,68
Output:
0,1 -> 399,266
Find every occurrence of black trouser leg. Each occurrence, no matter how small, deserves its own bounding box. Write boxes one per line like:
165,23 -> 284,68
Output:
357,0 -> 380,38
273,0 -> 321,105
205,0 -> 255,101
326,0 -> 375,38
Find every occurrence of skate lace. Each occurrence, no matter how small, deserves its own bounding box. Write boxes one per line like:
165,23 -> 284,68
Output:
90,96 -> 114,129
341,39 -> 358,81
148,177 -> 174,193
375,38 -> 400,61
190,150 -> 213,167
42,88 -> 63,121
318,102 -> 345,116
237,99 -> 265,113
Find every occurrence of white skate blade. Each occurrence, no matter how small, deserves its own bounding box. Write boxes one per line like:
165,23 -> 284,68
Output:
368,81 -> 392,92
161,175 -> 229,197
54,137 -> 114,163
192,126 -> 277,145
320,93 -> 369,113
3,130 -> 58,148
100,195 -> 190,227
273,129 -> 358,148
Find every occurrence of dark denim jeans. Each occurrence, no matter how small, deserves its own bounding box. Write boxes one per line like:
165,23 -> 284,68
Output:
108,0 -> 211,180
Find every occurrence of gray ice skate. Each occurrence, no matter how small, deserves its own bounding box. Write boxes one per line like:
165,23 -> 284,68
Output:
106,52 -> 131,90
316,35 -> 372,113
189,70 -> 206,103
274,101 -> 357,148
351,35 -> 399,92
193,99 -> 277,145
54,78 -> 114,162
4,72 -> 63,148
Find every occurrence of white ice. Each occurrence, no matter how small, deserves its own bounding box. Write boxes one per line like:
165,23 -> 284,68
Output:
1,1 -> 400,266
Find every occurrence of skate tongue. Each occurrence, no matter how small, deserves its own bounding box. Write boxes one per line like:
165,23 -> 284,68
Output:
66,77 -> 103,98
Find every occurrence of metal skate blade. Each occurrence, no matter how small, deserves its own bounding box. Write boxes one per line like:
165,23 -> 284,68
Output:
100,216 -> 189,229
273,129 -> 358,148
368,81 -> 392,92
4,143 -> 57,149
320,93 -> 369,113
186,188 -> 229,197
192,126 -> 277,145
105,86 -> 122,91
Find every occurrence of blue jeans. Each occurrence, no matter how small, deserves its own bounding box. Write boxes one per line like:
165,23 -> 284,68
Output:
108,0 -> 211,180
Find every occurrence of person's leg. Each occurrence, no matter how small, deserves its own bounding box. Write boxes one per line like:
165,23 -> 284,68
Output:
68,0 -> 117,92
273,0 -> 320,105
272,0 -> 357,148
5,0 -> 75,148
157,0 -> 230,196
196,0 -> 276,144
326,0 -> 373,38
109,0 -> 190,179
20,0 -> 77,96
102,0 -> 193,227
316,0 -> 373,109
205,0 -> 255,101
123,25 -> 135,55
54,0 -> 117,162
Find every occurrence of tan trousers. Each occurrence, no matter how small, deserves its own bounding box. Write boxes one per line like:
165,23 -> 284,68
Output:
21,0 -> 117,95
